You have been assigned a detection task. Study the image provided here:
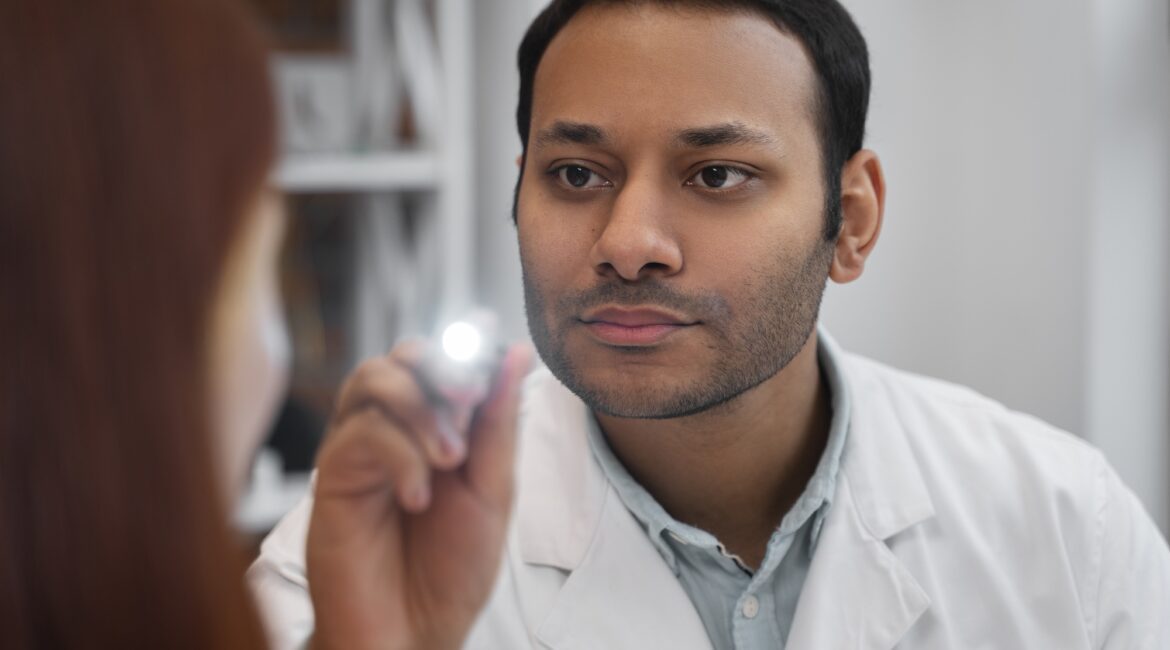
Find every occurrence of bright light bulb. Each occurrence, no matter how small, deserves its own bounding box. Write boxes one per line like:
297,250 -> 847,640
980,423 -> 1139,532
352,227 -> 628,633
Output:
441,321 -> 481,362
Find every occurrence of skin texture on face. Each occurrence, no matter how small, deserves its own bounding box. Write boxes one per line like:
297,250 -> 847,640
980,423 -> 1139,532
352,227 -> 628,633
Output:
208,188 -> 290,500
518,4 -> 835,419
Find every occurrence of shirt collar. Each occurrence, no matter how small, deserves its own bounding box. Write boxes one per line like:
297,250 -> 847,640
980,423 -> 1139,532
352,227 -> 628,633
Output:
585,326 -> 853,572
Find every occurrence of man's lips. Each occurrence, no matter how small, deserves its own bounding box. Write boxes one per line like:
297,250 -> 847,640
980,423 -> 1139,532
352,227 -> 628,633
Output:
579,307 -> 696,346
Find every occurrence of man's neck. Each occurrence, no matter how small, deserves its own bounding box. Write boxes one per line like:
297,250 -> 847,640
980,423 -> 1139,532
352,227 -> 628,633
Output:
595,333 -> 831,569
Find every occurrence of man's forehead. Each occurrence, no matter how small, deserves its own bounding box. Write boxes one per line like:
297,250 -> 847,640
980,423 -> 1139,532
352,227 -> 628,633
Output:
529,2 -> 819,148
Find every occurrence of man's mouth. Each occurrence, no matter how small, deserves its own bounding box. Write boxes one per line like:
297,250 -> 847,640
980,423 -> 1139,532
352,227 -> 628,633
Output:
579,306 -> 696,346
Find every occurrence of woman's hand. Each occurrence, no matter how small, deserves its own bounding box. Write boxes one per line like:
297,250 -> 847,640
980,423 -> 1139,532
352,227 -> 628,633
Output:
305,341 -> 533,650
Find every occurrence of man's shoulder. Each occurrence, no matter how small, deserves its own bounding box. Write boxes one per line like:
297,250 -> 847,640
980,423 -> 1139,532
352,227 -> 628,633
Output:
834,350 -> 1170,648
839,350 -> 1108,510
842,350 -> 1039,420
843,350 -> 1097,456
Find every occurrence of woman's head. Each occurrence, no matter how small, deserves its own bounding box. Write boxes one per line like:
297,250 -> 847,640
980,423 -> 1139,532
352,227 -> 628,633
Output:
209,188 -> 291,498
0,0 -> 282,645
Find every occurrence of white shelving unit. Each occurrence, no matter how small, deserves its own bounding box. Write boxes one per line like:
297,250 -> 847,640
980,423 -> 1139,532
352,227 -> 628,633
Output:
270,0 -> 474,356
275,151 -> 440,192
241,0 -> 475,534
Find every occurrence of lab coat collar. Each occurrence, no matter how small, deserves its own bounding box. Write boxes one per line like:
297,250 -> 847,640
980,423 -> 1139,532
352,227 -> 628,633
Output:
515,331 -> 936,648
786,331 -> 936,646
821,330 -> 937,539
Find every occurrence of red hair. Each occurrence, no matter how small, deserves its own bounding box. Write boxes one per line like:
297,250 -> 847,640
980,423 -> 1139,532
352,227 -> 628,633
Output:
0,0 -> 276,646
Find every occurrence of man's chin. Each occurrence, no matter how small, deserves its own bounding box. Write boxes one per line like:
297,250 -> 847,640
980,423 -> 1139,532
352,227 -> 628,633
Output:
584,393 -> 740,420
537,337 -> 732,418
564,375 -> 734,420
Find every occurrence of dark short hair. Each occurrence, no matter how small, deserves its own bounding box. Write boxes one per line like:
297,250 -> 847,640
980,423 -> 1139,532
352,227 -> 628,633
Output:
514,0 -> 871,240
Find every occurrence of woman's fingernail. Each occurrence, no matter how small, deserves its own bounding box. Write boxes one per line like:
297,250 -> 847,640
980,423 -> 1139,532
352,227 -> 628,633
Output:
436,419 -> 465,461
434,410 -> 467,461
439,430 -> 465,461
407,482 -> 431,510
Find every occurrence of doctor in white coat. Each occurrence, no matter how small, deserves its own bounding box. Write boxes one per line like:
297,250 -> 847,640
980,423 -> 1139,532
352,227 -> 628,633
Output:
254,341 -> 1170,649
250,1 -> 1170,648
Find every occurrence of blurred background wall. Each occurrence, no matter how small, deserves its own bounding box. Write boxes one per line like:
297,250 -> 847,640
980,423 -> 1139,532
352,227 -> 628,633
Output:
470,0 -> 1170,534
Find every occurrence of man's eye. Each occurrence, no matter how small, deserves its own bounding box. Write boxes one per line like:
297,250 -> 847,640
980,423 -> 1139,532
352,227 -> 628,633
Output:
687,166 -> 751,189
554,165 -> 609,189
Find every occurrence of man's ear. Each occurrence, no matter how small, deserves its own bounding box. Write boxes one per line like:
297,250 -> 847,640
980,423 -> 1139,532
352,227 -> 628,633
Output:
830,149 -> 885,284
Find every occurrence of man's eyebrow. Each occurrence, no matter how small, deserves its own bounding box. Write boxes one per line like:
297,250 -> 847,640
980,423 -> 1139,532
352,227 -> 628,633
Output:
674,122 -> 776,148
533,121 -> 608,147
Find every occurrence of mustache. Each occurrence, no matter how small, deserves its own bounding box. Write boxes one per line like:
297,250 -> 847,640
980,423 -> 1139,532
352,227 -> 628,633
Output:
558,280 -> 730,322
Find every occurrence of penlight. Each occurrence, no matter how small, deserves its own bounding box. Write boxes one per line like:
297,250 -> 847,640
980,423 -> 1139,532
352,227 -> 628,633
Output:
416,309 -> 502,440
441,321 -> 482,363
416,308 -> 501,406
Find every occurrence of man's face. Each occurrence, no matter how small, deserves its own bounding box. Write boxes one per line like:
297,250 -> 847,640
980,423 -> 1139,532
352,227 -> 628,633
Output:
517,4 -> 833,419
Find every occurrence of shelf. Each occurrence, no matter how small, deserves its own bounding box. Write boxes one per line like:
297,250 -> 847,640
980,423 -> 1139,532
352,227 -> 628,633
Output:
275,151 -> 440,193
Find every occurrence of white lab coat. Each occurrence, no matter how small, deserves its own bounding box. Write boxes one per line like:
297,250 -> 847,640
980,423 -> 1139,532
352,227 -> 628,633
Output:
249,336 -> 1170,649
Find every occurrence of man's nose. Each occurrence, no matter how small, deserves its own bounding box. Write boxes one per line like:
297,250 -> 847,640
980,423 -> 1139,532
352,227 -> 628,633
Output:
589,177 -> 683,282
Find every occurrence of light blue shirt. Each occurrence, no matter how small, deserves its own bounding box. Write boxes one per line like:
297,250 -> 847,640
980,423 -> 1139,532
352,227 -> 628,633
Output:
586,332 -> 851,650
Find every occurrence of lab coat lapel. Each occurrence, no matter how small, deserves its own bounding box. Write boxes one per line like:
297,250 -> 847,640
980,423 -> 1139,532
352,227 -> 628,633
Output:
515,368 -> 607,570
515,370 -> 711,650
534,488 -> 713,650
786,345 -> 936,648
784,475 -> 931,649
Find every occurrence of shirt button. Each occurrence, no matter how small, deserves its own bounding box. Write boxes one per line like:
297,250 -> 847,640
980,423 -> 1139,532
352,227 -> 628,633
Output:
741,594 -> 760,619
